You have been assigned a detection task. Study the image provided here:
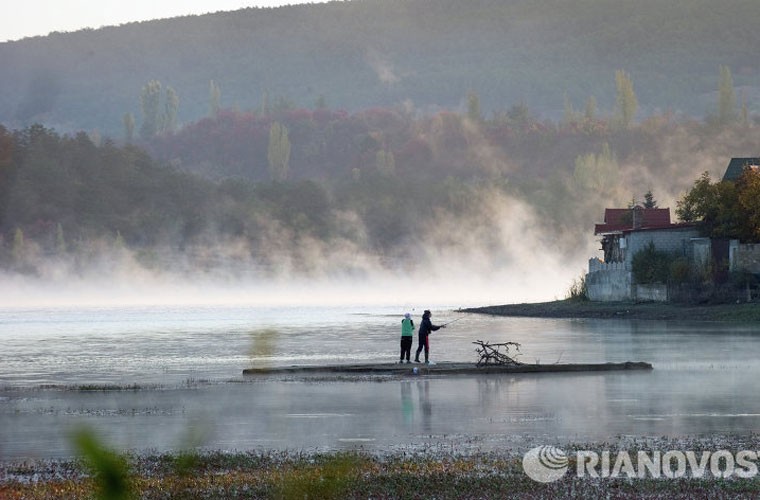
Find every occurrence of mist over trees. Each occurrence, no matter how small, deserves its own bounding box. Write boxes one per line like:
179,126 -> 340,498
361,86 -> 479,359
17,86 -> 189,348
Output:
2,0 -> 760,283
1,0 -> 760,136
1,88 -> 759,280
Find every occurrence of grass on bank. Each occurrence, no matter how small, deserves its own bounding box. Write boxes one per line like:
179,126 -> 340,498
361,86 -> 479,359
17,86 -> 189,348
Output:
3,451 -> 760,499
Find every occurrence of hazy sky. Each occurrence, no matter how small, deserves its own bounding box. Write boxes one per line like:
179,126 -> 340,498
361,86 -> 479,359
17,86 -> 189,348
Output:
0,1 -> 331,42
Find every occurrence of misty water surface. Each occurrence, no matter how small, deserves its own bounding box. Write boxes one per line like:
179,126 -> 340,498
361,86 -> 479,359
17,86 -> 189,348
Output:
2,305 -> 760,459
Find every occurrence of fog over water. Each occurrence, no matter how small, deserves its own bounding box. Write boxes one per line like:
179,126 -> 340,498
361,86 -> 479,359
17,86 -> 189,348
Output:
0,193 -> 585,309
2,305 -> 760,459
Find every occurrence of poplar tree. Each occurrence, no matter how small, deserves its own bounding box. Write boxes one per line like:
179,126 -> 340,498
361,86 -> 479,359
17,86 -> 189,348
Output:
55,223 -> 67,254
140,80 -> 162,139
123,113 -> 135,143
573,143 -> 619,191
718,65 -> 737,126
614,70 -> 638,128
268,122 -> 291,182
563,94 -> 579,125
209,80 -> 221,117
163,87 -> 179,133
466,91 -> 481,122
584,96 -> 597,122
12,228 -> 25,264
375,150 -> 395,176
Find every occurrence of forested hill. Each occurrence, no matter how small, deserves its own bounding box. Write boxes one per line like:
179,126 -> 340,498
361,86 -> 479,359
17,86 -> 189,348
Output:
1,0 -> 760,137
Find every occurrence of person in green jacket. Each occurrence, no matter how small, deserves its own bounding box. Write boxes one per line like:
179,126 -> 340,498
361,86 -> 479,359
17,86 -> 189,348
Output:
400,313 -> 415,363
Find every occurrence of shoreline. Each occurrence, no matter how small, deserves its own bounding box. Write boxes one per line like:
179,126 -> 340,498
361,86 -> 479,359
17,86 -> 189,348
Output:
462,299 -> 760,321
4,435 -> 760,498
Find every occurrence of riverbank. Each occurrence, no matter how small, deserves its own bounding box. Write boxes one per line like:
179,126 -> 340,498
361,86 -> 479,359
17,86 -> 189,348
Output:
4,436 -> 760,499
463,299 -> 760,321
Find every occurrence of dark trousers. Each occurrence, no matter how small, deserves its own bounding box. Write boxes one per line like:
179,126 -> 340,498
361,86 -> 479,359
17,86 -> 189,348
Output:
415,334 -> 429,361
400,336 -> 413,360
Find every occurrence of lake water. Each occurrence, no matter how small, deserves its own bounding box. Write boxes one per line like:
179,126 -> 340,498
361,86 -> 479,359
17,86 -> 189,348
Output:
2,304 -> 760,459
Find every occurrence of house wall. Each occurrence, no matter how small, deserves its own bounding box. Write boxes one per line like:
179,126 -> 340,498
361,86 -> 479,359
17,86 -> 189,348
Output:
734,243 -> 760,274
633,284 -> 668,302
691,238 -> 711,270
587,227 -> 700,302
623,227 -> 701,270
586,259 -> 632,301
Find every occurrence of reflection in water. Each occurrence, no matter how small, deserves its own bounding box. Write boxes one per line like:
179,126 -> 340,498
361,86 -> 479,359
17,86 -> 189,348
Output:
3,307 -> 760,459
400,382 -> 413,425
398,380 -> 432,433
418,380 -> 432,433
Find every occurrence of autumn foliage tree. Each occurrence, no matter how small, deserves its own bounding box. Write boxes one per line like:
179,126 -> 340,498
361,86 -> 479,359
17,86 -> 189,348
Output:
676,169 -> 760,242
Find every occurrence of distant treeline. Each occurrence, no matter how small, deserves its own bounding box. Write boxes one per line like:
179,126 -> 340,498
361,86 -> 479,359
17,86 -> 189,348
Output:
1,0 -> 760,136
1,97 -> 758,277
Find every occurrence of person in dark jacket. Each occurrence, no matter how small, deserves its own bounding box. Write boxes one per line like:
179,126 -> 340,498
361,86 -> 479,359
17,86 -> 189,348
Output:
415,309 -> 444,364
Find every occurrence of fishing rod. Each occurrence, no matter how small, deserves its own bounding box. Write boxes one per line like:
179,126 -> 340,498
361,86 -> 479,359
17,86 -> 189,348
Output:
441,316 -> 466,327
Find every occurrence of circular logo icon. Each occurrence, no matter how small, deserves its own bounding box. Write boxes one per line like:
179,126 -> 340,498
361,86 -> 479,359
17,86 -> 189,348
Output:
522,446 -> 568,483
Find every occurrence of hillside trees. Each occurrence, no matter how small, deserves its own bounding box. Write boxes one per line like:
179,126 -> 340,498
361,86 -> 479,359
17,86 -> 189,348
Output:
573,143 -> 619,192
164,87 -> 180,133
717,65 -> 737,126
267,121 -> 291,182
140,81 -> 163,139
209,80 -> 221,117
123,113 -> 135,143
614,70 -> 638,129
3,0 -> 760,135
139,81 -> 180,139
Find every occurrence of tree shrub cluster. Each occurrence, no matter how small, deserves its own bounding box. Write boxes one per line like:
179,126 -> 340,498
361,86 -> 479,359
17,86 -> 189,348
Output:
676,168 -> 760,243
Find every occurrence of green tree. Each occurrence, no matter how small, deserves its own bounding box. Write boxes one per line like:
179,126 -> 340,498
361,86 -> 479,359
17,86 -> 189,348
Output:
209,80 -> 221,117
614,70 -> 638,129
573,143 -> 619,191
268,121 -> 291,182
11,227 -> 25,264
717,65 -> 737,126
55,223 -> 67,254
740,89 -> 750,127
632,241 -> 674,284
563,94 -> 580,125
466,90 -> 481,122
643,190 -> 657,208
163,86 -> 179,133
735,168 -> 760,241
375,149 -> 395,176
584,96 -> 597,122
676,171 -> 745,240
122,113 -> 134,143
139,80 -> 162,139
676,172 -> 714,223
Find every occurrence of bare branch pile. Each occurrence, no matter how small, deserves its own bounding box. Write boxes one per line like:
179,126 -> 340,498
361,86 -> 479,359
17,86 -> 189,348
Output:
473,340 -> 522,367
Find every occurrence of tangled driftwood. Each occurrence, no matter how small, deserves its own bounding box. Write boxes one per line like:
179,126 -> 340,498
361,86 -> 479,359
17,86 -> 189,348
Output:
473,340 -> 522,367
